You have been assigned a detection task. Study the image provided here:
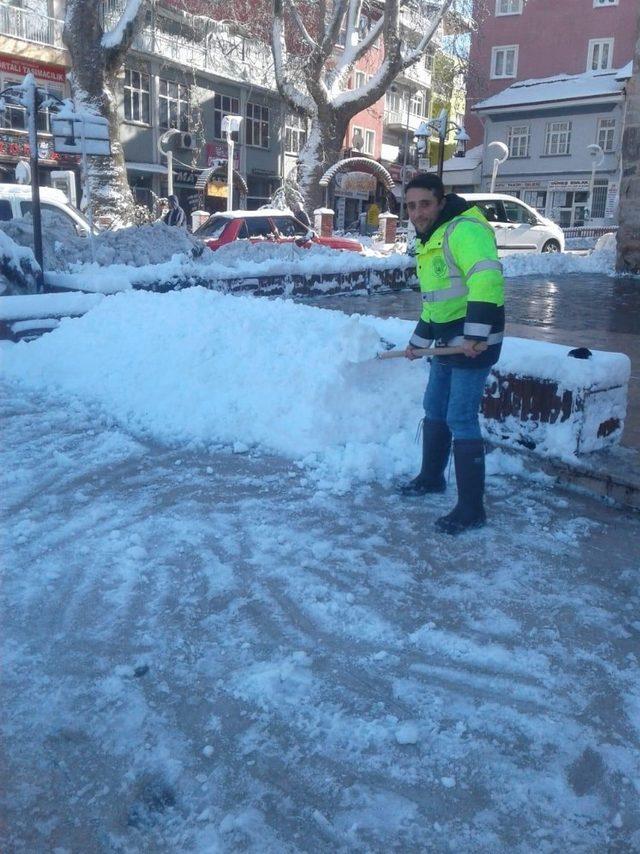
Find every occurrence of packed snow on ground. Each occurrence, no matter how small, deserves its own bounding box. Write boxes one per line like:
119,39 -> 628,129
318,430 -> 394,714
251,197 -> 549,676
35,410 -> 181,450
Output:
2,312 -> 640,851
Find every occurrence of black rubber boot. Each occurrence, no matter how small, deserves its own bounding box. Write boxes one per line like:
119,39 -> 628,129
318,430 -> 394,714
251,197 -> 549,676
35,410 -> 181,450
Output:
435,439 -> 486,534
400,419 -> 451,496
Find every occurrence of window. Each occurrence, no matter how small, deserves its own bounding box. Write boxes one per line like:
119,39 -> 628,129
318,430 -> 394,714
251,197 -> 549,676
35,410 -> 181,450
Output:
285,113 -> 307,154
544,121 -> 572,155
20,201 -> 78,236
123,68 -> 150,124
475,200 -> 506,223
507,125 -> 530,158
244,216 -> 275,237
363,129 -> 375,155
0,79 -> 63,133
491,45 -> 518,79
354,70 -> 366,89
271,216 -> 307,237
503,200 -> 534,224
495,0 -> 523,15
587,38 -> 614,71
597,117 -> 616,151
158,79 -> 191,132
522,190 -> 547,214
245,102 -> 269,148
594,0 -> 618,6
213,94 -> 240,140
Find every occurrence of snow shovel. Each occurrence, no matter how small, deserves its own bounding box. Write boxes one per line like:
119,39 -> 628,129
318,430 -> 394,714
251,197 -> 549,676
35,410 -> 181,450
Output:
377,342 -> 488,360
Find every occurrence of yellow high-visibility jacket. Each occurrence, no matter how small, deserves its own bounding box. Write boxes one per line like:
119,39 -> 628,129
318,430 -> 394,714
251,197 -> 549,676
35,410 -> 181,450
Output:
410,204 -> 505,368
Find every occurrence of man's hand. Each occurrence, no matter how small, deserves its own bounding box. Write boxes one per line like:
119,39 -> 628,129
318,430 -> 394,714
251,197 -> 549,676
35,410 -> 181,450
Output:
461,339 -> 485,358
404,346 -> 422,360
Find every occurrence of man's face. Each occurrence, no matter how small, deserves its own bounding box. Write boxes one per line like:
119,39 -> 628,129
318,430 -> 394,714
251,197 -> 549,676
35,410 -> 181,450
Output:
406,187 -> 445,233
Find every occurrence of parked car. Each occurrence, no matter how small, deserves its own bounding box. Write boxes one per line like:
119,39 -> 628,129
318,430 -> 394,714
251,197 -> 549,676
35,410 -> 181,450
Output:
0,184 -> 93,237
461,193 -> 565,253
194,209 -> 364,252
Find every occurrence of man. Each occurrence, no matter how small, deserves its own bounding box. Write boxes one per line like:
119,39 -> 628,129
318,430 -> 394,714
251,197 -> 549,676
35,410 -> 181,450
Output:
401,173 -> 505,535
163,194 -> 187,228
292,201 -> 311,230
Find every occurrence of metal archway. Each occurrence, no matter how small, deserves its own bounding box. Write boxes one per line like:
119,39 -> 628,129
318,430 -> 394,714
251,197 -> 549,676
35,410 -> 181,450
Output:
195,165 -> 248,195
319,157 -> 395,190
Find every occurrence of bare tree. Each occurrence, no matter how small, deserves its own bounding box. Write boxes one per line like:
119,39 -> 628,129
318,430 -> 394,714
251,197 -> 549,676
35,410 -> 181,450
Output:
63,0 -> 151,226
271,0 -> 458,212
617,8 -> 640,274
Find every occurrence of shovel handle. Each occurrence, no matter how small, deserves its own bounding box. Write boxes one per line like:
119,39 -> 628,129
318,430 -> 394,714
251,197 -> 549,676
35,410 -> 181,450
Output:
377,342 -> 488,360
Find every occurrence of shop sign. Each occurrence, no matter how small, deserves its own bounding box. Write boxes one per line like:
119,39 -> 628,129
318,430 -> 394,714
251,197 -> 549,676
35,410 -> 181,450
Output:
496,180 -> 544,191
0,131 -> 60,161
335,170 -> 376,198
206,181 -> 228,198
548,179 -> 590,191
0,54 -> 66,85
206,141 -> 239,170
174,169 -> 197,186
604,182 -> 618,218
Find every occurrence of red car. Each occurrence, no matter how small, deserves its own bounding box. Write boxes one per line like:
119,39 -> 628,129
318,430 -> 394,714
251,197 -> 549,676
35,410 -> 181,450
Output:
194,209 -> 363,252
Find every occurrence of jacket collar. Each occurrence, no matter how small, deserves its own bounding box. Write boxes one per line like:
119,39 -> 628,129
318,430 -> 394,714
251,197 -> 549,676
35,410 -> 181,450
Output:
415,193 -> 470,244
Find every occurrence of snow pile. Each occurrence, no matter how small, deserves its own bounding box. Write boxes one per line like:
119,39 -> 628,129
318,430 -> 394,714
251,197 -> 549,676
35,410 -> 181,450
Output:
3,289 -> 422,488
0,219 -> 205,275
46,238 -> 415,294
502,243 -> 615,276
0,229 -> 40,296
3,290 -> 629,482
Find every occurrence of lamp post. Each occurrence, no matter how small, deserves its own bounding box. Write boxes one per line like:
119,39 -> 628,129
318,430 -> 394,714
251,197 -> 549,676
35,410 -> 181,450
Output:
488,140 -> 509,193
391,85 -> 413,223
417,109 -> 469,180
222,114 -> 243,212
586,143 -> 605,222
157,128 -> 182,197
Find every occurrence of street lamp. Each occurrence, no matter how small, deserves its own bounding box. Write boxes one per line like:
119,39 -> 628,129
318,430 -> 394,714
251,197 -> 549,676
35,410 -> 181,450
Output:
157,128 -> 181,197
418,109 -> 470,179
221,114 -> 243,212
488,140 -> 509,193
586,143 -> 605,221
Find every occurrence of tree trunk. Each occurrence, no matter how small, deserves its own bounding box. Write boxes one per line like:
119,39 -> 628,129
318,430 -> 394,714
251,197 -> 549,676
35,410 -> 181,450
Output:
616,10 -> 640,273
297,108 -> 349,216
63,2 -> 144,227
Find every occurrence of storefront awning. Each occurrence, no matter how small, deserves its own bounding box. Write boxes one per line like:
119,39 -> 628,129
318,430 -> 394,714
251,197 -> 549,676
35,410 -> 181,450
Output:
126,162 -> 168,174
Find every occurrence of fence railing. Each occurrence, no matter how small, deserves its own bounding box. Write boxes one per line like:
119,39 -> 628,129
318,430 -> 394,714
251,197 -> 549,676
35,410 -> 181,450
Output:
562,226 -> 618,239
0,2 -> 64,48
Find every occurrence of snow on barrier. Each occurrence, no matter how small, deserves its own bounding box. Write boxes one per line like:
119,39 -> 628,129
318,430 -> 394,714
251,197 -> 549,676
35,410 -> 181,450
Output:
482,338 -> 630,457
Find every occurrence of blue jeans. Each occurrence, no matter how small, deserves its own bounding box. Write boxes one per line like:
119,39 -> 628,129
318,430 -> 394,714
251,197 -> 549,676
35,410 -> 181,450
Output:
423,360 -> 491,441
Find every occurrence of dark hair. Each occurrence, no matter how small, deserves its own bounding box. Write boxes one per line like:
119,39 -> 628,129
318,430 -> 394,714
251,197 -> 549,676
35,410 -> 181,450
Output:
404,173 -> 445,201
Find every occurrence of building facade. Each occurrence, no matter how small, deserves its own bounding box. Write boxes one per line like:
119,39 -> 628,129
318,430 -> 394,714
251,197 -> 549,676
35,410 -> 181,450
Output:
467,0 -> 637,146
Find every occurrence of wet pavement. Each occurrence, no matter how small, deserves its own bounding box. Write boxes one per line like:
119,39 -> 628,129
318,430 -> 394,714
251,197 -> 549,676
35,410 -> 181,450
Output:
301,274 -> 640,450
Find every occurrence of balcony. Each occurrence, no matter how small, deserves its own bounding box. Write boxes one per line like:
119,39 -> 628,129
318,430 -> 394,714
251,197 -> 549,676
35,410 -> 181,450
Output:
0,2 -> 64,48
384,109 -> 426,133
131,21 -> 276,90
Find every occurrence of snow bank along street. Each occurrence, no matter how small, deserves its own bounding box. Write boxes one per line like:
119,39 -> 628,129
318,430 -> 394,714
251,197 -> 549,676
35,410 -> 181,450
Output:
2,288 -> 640,851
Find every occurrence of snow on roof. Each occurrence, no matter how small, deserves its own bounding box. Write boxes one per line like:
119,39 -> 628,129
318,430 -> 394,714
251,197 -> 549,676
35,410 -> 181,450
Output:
473,68 -> 626,112
616,61 -> 633,81
435,144 -> 483,173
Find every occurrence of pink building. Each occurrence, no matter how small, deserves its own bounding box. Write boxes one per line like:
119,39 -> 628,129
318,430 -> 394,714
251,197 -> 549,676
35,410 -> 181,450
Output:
466,0 -> 637,145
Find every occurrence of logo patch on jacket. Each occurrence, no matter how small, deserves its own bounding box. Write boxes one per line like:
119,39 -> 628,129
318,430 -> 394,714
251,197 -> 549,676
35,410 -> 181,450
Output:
432,258 -> 447,278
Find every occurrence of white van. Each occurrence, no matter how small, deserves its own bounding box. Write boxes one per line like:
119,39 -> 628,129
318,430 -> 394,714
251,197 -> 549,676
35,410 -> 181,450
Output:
461,193 -> 565,254
0,184 -> 93,237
